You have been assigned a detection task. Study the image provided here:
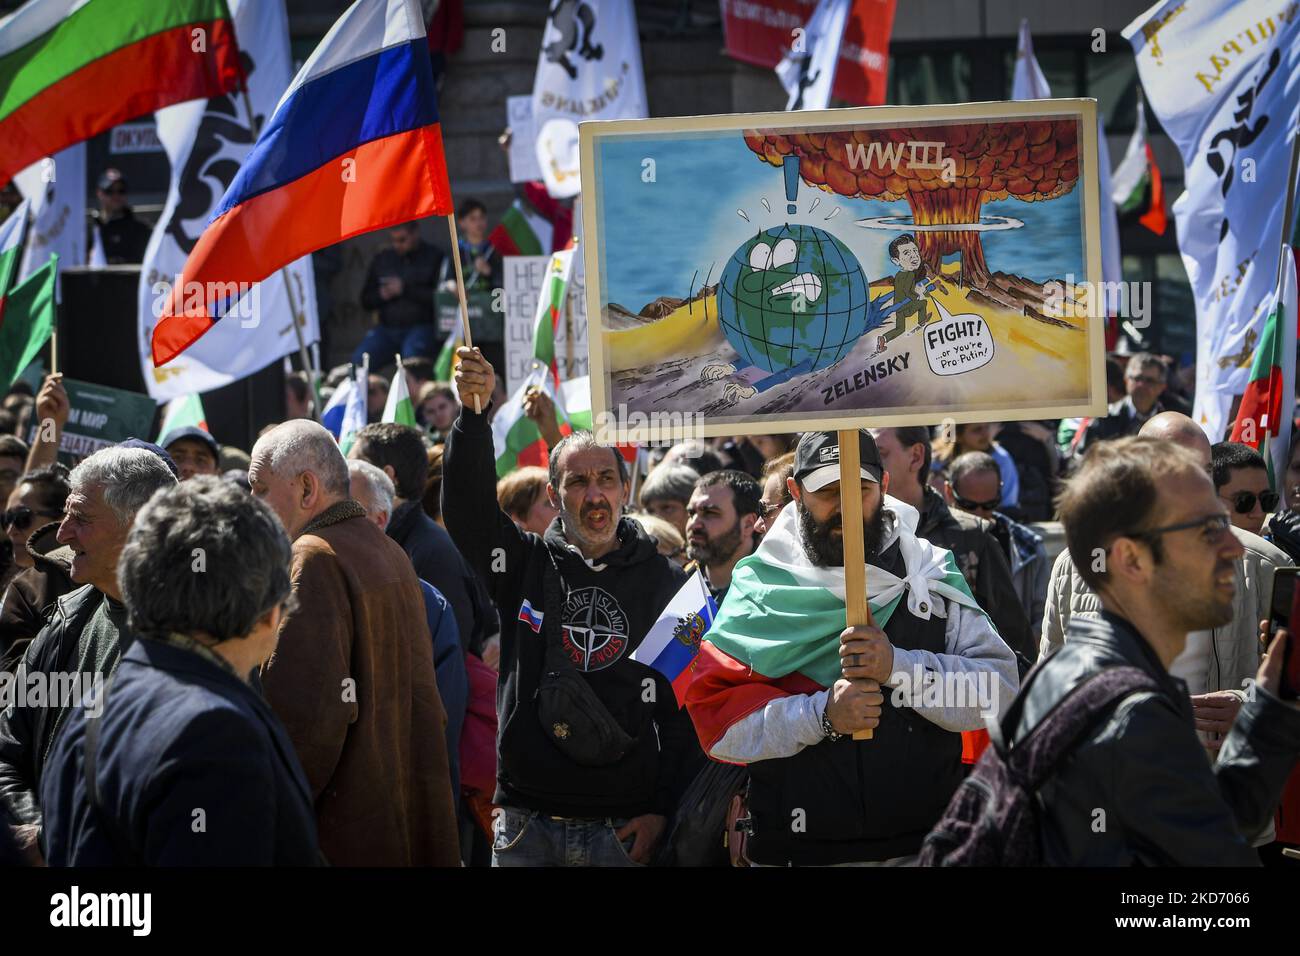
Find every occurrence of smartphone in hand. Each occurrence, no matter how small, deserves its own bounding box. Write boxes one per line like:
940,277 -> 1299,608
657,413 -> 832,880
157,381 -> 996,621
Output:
1266,567 -> 1300,701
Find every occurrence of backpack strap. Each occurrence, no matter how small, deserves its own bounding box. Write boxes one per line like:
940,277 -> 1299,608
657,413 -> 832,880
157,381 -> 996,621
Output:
994,665 -> 1161,791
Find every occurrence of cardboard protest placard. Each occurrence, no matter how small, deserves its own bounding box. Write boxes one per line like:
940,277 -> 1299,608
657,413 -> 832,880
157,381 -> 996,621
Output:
29,378 -> 158,465
579,100 -> 1107,442
502,255 -> 588,393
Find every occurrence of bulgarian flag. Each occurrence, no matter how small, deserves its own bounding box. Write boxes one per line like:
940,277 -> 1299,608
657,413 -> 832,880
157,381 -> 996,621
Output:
1111,96 -> 1167,236
491,363 -> 554,477
156,393 -> 208,441
488,199 -> 550,257
0,252 -> 56,387
0,198 -> 30,323
684,499 -> 993,755
1230,245 -> 1297,488
533,246 -> 577,387
433,323 -> 462,382
382,359 -> 417,426
0,0 -> 243,189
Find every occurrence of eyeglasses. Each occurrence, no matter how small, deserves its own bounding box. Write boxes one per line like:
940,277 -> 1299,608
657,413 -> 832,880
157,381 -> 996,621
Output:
1219,490 -> 1280,514
1,506 -> 58,533
1129,513 -> 1233,546
1126,374 -> 1163,386
953,492 -> 1002,512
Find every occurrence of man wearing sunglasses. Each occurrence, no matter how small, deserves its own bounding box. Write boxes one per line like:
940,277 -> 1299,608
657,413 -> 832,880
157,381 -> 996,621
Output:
1211,442 -> 1278,538
87,169 -> 150,266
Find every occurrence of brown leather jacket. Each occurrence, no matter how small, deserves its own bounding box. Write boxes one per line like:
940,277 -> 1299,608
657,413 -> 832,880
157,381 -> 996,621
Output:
260,500 -> 459,866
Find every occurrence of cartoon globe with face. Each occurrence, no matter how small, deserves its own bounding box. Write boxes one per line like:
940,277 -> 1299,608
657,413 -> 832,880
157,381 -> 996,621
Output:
715,224 -> 870,374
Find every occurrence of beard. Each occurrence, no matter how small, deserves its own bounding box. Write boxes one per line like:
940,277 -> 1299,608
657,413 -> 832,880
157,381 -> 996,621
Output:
688,520 -> 743,566
1150,557 -> 1236,632
561,499 -> 618,553
797,498 -> 887,567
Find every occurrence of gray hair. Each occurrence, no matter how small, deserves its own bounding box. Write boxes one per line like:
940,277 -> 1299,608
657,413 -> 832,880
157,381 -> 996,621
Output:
118,476 -> 293,642
347,458 -> 394,520
639,463 -> 700,508
948,450 -> 1001,490
548,430 -> 628,489
69,447 -> 178,524
252,419 -> 349,497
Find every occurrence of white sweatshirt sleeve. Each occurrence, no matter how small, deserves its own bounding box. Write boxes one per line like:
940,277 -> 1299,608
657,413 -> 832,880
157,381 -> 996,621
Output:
886,599 -> 1019,732
708,689 -> 830,765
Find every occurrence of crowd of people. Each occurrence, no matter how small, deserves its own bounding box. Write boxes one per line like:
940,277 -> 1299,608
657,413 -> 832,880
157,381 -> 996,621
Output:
1,325 -> 1297,868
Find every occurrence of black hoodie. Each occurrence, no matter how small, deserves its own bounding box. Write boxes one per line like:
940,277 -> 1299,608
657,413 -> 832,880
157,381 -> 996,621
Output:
442,409 -> 696,818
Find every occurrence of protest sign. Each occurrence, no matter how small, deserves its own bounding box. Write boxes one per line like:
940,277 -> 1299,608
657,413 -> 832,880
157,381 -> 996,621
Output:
30,378 -> 158,465
579,100 -> 1107,442
503,255 -> 588,393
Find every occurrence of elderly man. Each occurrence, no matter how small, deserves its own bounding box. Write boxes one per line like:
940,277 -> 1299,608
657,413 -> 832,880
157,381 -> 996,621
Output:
445,348 -> 698,867
41,478 -> 320,865
686,430 -> 1018,866
1042,412 -> 1291,760
249,420 -> 459,866
0,447 -> 176,855
347,458 -> 467,801
1072,352 -> 1175,458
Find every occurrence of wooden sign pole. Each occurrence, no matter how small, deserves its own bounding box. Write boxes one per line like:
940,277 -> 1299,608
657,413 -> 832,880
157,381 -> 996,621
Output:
445,214 -> 481,414
837,428 -> 874,741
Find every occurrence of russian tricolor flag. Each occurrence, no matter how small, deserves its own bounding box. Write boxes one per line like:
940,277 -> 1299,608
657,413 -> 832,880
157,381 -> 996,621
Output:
151,0 -> 453,366
633,571 -> 718,707
517,599 -> 544,634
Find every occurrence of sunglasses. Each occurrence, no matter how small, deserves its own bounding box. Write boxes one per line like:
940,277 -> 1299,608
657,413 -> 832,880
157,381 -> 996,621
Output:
103,185 -> 127,195
1,506 -> 57,532
1130,513 -> 1233,546
953,493 -> 1002,512
1220,490 -> 1280,515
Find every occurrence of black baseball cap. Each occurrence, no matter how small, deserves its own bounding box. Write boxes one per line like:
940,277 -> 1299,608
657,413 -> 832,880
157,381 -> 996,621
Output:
794,430 -> 883,492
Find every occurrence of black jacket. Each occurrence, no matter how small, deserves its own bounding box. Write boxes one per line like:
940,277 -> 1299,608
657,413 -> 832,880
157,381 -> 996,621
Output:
0,585 -> 116,828
361,241 -> 442,328
746,539 -> 964,866
0,521 -> 76,664
387,499 -> 497,655
1011,611 -> 1300,865
917,487 -> 1035,669
41,638 -> 321,866
88,208 -> 151,264
442,408 -> 698,818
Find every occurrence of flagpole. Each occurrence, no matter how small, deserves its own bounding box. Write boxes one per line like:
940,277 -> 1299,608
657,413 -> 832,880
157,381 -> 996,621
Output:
445,214 -> 481,414
238,89 -> 321,424
837,428 -> 874,741
1277,124 -> 1300,290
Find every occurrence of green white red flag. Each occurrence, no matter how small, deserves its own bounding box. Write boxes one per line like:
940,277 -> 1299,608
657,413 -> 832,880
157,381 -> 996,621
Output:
382,359 -> 417,427
1231,245 -> 1297,489
532,245 -> 577,387
156,392 -> 209,441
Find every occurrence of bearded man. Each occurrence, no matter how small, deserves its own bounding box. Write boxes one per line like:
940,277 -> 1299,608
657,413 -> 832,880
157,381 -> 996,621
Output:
685,430 -> 1019,866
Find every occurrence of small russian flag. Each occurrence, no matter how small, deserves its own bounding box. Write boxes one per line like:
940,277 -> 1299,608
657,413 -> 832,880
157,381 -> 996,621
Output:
633,571 -> 718,707
517,599 -> 544,634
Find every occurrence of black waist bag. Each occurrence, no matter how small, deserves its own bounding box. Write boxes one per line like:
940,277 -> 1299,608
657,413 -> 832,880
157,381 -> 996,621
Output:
534,556 -> 634,768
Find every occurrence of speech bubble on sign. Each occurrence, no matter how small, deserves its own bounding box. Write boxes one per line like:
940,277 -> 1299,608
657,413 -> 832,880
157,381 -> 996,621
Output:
922,300 -> 995,376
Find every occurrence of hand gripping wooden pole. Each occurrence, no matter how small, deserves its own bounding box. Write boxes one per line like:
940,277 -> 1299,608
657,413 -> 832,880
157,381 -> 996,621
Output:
837,428 -> 874,741
445,214 -> 481,414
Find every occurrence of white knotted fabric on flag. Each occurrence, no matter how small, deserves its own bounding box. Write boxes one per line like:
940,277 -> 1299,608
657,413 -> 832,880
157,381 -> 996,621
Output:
136,0 -> 319,401
530,0 -> 647,199
1012,19 -> 1122,302
776,0 -> 851,112
1124,0 -> 1300,441
12,143 -> 85,284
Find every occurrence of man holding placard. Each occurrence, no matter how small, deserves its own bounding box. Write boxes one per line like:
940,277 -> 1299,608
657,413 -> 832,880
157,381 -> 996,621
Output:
685,430 -> 1018,866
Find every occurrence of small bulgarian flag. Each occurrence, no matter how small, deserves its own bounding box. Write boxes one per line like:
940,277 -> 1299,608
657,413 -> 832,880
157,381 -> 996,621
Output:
156,393 -> 209,441
488,199 -> 550,257
0,198 -> 30,324
383,357 -> 417,426
0,0 -> 244,188
1230,245 -> 1297,489
491,364 -> 556,477
0,252 -> 57,388
1111,97 -> 1166,236
433,323 -> 462,382
533,246 -> 577,387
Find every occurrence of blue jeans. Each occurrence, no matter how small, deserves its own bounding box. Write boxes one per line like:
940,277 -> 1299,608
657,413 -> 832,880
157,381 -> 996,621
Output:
491,807 -> 645,867
351,323 -> 438,366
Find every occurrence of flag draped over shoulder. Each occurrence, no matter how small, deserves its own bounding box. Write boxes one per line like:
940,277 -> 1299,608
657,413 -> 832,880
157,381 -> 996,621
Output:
1231,245 -> 1298,488
151,0 -> 453,366
0,0 -> 243,189
686,497 -> 984,749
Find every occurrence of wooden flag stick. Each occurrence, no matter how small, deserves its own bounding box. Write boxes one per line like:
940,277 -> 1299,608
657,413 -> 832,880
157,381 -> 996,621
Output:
445,213 -> 480,414
837,428 -> 874,741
